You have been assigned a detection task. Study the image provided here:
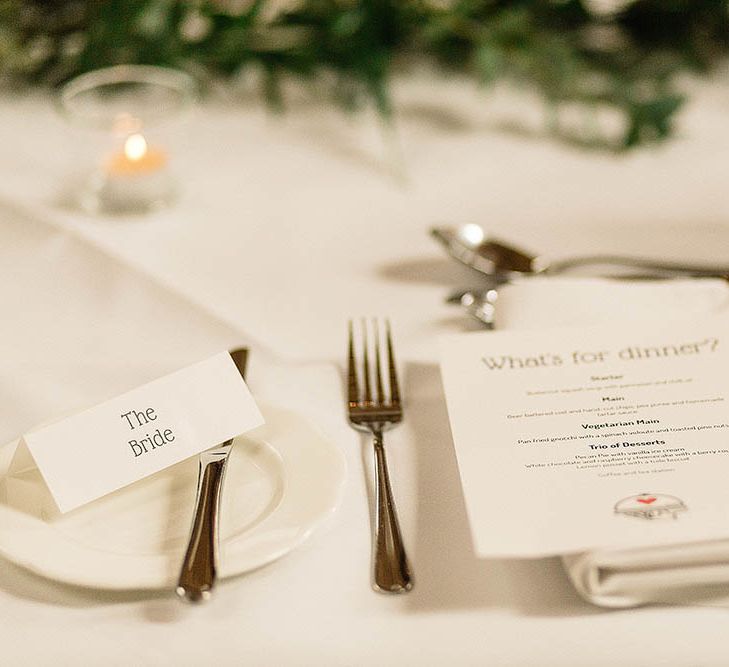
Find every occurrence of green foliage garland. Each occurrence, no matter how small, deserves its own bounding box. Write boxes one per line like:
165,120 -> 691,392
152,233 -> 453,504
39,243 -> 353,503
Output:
2,0 -> 728,148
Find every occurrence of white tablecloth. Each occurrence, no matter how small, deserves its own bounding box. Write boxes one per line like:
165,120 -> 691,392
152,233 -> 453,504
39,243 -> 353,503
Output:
3,76 -> 729,665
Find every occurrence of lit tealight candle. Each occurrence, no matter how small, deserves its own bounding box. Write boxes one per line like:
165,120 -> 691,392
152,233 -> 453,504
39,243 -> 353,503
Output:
107,134 -> 167,175
99,133 -> 174,212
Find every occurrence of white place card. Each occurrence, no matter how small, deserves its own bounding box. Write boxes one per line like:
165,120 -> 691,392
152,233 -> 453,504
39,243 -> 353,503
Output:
440,320 -> 729,558
16,352 -> 264,513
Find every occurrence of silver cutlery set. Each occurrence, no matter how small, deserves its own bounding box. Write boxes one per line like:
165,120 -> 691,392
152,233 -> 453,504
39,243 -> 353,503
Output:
176,223 -> 728,603
177,322 -> 412,602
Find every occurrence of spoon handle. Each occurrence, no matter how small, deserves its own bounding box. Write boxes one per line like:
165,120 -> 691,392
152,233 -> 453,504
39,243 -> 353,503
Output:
548,255 -> 729,278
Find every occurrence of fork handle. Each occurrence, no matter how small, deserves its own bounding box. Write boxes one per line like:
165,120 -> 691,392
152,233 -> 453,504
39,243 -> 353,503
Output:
372,430 -> 413,593
176,454 -> 227,603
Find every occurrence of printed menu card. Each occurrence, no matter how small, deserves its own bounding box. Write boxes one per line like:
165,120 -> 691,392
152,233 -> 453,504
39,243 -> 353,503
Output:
439,320 -> 729,557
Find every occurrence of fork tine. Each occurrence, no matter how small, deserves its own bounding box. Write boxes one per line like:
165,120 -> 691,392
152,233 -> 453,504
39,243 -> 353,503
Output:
347,320 -> 359,407
385,319 -> 400,407
361,318 -> 372,405
373,318 -> 384,404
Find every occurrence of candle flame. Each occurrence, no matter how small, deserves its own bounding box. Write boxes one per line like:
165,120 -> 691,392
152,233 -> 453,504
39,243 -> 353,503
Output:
124,134 -> 148,162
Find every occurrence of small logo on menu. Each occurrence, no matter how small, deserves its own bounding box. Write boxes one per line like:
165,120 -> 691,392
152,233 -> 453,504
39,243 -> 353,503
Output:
614,493 -> 687,520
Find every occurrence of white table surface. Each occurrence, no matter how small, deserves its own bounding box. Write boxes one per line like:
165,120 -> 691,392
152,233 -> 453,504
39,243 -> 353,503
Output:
3,75 -> 729,665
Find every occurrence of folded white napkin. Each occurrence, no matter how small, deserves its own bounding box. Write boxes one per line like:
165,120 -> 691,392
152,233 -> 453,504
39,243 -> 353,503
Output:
496,276 -> 729,608
0,201 -> 244,445
0,199 -> 345,463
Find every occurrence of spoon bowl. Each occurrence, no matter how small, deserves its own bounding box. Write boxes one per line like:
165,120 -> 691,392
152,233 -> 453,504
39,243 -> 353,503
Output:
430,225 -> 538,277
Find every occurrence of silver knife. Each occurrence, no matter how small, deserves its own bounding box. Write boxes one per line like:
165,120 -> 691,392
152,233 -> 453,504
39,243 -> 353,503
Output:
176,348 -> 249,603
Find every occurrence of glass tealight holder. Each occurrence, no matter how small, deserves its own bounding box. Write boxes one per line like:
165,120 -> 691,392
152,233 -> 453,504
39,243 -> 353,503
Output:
57,65 -> 197,215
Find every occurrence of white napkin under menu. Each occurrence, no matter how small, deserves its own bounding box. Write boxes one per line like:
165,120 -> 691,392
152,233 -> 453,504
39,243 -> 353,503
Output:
495,276 -> 729,608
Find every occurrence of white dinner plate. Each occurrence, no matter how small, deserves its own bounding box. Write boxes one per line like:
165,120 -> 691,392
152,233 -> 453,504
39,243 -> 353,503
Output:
0,403 -> 345,590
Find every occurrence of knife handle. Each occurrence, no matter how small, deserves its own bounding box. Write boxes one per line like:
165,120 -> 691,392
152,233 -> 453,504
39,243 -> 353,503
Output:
175,451 -> 228,603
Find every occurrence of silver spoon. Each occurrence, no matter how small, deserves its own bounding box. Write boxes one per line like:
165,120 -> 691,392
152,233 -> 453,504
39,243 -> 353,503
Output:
431,224 -> 729,279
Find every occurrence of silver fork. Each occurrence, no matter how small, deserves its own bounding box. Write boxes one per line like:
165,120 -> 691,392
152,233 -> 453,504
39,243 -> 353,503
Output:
347,319 -> 413,593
